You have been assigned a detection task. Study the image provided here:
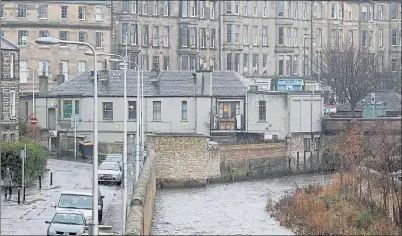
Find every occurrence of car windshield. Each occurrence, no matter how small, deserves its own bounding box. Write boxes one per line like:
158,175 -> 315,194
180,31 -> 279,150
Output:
100,162 -> 120,171
52,213 -> 85,225
105,155 -> 122,162
58,194 -> 93,210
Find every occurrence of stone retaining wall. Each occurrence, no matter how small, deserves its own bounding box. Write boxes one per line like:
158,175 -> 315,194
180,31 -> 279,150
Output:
125,150 -> 156,235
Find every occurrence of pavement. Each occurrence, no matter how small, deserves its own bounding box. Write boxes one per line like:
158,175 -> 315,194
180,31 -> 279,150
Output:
1,156 -> 136,235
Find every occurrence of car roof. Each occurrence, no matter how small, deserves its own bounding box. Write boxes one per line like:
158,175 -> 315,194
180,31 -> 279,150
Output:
55,209 -> 86,215
61,190 -> 100,196
101,161 -> 120,165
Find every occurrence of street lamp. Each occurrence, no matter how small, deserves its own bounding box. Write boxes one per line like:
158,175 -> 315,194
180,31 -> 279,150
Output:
109,58 -> 143,183
35,37 -> 100,235
85,51 -> 128,234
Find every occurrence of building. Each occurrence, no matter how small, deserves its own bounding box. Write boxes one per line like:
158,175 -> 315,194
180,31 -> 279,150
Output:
0,1 -> 112,93
111,1 -> 402,88
1,36 -> 20,141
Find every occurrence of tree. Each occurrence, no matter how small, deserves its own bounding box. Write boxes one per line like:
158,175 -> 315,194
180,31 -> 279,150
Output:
318,42 -> 381,116
375,52 -> 401,93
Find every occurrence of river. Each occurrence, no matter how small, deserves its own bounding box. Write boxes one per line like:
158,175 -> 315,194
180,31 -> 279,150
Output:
151,173 -> 333,235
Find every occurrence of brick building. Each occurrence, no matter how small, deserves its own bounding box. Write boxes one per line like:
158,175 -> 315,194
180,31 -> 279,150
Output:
1,36 -> 20,141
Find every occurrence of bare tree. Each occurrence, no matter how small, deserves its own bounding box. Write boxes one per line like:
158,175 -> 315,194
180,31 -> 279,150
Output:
376,52 -> 401,93
318,42 -> 381,116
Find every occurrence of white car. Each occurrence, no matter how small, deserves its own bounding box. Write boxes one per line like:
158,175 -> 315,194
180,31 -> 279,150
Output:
51,190 -> 104,225
98,161 -> 123,185
46,210 -> 86,235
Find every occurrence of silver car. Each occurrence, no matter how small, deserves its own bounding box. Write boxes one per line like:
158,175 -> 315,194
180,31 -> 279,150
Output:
98,161 -> 123,185
46,210 -> 86,235
104,154 -> 123,167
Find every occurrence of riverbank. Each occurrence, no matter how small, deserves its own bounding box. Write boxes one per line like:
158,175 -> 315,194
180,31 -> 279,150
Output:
267,173 -> 401,235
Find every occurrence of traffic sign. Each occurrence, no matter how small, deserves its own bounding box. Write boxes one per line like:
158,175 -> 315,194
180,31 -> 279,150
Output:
30,116 -> 38,126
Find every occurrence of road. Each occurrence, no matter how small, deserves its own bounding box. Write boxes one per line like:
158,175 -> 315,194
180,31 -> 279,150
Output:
1,157 -> 135,235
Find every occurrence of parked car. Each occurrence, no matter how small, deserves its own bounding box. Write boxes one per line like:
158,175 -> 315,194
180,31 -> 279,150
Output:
104,153 -> 123,166
46,210 -> 86,235
98,161 -> 123,185
51,190 -> 104,224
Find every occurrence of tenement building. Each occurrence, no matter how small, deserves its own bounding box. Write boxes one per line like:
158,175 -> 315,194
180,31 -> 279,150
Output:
1,1 -> 112,93
0,36 -> 20,141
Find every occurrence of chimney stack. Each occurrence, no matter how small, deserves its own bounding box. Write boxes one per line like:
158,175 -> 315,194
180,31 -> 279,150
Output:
55,63 -> 65,86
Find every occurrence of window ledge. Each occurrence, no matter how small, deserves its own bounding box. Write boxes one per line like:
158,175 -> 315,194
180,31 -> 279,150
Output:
101,120 -> 114,123
151,120 -> 163,122
180,120 -> 188,122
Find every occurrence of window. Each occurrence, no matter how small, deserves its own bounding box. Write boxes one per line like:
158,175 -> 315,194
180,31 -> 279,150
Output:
210,29 -> 216,48
317,28 -> 322,46
243,54 -> 249,73
348,5 -> 353,20
278,55 -> 284,75
243,25 -> 248,45
38,5 -> 48,19
293,28 -> 298,46
96,7 -> 103,21
182,56 -> 189,70
226,24 -> 232,43
286,55 -> 292,76
391,5 -> 397,20
226,1 -> 232,14
10,54 -> 14,79
59,31 -> 68,47
226,53 -> 232,70
361,5 -> 367,21
378,29 -> 383,46
102,102 -> 113,120
38,61 -> 49,76
252,54 -> 258,73
128,101 -> 136,120
234,0 -> 239,15
314,137 -> 321,150
96,32 -> 103,48
378,5 -> 383,20
302,3 -> 307,19
78,31 -> 86,43
234,53 -> 240,72
164,0 -> 170,16
61,6 -> 68,19
182,0 -> 188,17
262,55 -> 268,72
122,23 -> 128,44
163,26 -> 169,47
61,60 -> 69,81
304,137 -> 311,150
262,27 -> 268,46
152,56 -> 160,69
339,3 -> 343,19
278,1 -> 283,17
142,25 -> 149,46
210,1 -> 215,19
331,3 -> 336,19
18,30 -> 27,46
153,101 -> 161,121
278,27 -> 284,45
190,1 -> 196,17
330,29 -> 336,46
18,4 -> 27,18
0,4 -> 3,18
244,3 -> 248,16
78,6 -> 86,20
180,27 -> 188,48
10,91 -> 16,118
368,31 -> 373,47
40,30 -> 49,38
286,27 -> 291,46
294,2 -> 298,19
293,56 -> 298,75
392,29 -> 397,46
142,2 -> 149,15
181,101 -> 188,120
20,60 -> 28,83
78,61 -> 86,73
253,2 -> 258,16
285,1 -> 291,18
131,24 -> 138,45
210,58 -> 215,71
74,100 -> 79,115
122,0 -> 130,13
369,5 -> 374,21
391,57 -> 397,72
163,56 -> 169,70
200,28 -> 206,48
258,101 -> 266,121
153,26 -> 159,47
316,2 -> 321,18
234,25 -> 240,44
338,29 -> 343,46
153,1 -> 158,15
253,26 -> 258,45
63,100 -> 73,119
362,30 -> 367,47
189,27 -> 196,47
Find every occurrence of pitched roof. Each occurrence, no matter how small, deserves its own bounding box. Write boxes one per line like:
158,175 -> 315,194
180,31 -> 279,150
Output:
1,36 -> 19,50
46,70 -> 248,98
337,90 -> 402,112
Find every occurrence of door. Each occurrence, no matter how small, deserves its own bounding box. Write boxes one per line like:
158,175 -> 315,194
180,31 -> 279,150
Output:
48,108 -> 56,130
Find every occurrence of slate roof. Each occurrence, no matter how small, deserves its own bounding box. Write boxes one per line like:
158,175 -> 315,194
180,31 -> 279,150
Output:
337,90 -> 402,112
1,36 -> 19,50
46,70 -> 249,98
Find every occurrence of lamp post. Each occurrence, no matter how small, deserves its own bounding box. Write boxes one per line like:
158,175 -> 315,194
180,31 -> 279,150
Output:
85,51 -> 128,234
35,37 -> 100,235
109,59 -> 142,182
27,68 -> 35,141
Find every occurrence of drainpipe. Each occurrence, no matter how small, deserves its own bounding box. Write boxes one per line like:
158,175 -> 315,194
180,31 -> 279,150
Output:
219,1 -> 223,70
193,73 -> 198,134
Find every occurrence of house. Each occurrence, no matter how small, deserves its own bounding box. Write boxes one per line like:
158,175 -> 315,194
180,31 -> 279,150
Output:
0,36 -> 20,141
336,90 -> 402,118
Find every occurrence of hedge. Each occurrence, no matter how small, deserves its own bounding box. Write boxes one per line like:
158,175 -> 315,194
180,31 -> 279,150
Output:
1,141 -> 48,186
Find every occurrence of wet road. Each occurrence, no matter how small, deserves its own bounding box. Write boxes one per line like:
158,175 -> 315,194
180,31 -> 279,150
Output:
151,173 -> 332,235
1,157 -> 135,235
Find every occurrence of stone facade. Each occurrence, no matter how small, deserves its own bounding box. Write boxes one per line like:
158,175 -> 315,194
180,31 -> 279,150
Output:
1,36 -> 20,141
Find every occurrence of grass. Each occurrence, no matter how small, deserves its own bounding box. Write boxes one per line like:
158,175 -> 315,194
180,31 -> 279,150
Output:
267,174 -> 401,235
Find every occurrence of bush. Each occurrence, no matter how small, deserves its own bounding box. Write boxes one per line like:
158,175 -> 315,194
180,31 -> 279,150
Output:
1,141 -> 48,186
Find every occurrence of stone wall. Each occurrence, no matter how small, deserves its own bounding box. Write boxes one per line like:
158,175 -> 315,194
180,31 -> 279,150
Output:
125,150 -> 156,235
148,134 -> 221,187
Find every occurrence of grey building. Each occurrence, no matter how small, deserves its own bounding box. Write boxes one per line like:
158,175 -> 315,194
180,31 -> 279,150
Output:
1,36 -> 20,141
